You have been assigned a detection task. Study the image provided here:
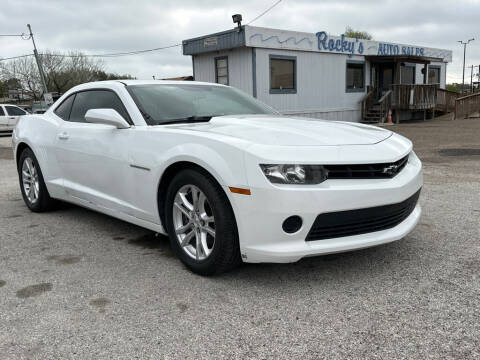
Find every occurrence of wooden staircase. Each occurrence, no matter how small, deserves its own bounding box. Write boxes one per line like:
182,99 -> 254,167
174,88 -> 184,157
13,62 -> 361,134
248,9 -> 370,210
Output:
360,88 -> 392,123
363,105 -> 384,123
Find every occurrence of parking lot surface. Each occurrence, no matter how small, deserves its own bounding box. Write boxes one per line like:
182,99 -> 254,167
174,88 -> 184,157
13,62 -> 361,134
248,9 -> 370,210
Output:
1,117 -> 479,359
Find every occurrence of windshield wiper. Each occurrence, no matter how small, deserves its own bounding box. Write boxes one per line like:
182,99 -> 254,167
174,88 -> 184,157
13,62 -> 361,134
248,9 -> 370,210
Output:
159,116 -> 214,125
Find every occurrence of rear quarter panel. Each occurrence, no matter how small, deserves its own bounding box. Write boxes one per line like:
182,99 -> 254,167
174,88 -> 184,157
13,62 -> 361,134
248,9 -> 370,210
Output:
13,114 -> 64,198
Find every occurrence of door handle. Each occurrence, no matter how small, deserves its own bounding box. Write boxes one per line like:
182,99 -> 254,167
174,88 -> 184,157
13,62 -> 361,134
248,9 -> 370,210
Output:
58,132 -> 69,140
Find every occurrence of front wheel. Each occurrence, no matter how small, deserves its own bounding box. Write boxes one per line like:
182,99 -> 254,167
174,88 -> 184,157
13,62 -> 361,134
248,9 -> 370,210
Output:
164,168 -> 241,276
18,148 -> 55,212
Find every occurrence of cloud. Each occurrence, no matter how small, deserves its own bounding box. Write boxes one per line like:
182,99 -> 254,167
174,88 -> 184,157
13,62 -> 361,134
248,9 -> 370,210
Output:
1,0 -> 478,83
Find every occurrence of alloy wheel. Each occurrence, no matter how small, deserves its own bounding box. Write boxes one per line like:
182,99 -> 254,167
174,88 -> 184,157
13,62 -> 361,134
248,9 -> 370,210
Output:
172,184 -> 216,261
22,157 -> 39,204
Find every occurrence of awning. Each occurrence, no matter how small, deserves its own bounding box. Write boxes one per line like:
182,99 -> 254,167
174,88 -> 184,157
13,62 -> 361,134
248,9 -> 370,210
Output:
365,55 -> 441,64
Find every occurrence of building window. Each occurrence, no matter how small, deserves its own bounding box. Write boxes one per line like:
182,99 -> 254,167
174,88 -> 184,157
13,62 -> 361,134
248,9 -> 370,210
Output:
346,61 -> 365,92
270,55 -> 296,94
428,66 -> 441,85
401,64 -> 415,84
215,57 -> 228,85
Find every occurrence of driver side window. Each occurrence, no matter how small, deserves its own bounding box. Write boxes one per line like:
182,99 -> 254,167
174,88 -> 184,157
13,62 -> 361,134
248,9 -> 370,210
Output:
68,90 -> 131,124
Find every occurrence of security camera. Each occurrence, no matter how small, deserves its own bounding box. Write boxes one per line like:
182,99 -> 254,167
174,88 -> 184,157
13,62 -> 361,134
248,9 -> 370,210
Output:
232,14 -> 242,31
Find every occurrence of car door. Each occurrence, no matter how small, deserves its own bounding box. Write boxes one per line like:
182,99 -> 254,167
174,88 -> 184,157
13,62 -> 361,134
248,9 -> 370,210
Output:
54,89 -> 137,216
5,105 -> 27,128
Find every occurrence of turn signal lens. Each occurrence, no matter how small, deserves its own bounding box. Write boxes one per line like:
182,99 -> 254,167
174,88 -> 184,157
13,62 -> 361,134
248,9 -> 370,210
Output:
229,187 -> 251,195
260,164 -> 328,184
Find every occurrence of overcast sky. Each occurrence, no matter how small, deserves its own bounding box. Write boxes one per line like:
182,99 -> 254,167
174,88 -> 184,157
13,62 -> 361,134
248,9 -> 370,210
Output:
1,0 -> 479,84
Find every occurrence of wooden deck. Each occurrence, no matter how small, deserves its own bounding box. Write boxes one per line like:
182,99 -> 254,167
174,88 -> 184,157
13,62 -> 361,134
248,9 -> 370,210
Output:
361,85 -> 460,123
454,92 -> 480,119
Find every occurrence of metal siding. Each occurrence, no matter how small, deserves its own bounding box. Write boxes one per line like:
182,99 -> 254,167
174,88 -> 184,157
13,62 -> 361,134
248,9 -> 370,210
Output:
183,29 -> 245,55
193,48 -> 253,95
255,48 -> 366,121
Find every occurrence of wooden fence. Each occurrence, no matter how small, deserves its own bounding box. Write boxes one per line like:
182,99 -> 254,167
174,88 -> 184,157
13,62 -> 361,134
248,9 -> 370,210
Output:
455,92 -> 480,119
392,84 -> 437,110
436,88 -> 458,113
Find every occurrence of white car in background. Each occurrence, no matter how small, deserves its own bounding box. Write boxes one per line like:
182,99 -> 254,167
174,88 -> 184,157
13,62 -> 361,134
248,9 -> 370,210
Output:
0,104 -> 29,134
12,80 -> 422,275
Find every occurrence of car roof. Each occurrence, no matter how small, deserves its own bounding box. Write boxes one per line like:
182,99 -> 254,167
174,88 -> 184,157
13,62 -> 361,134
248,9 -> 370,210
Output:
71,79 -> 226,89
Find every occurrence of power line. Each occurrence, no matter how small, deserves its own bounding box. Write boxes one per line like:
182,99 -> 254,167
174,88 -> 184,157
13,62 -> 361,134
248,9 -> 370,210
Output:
0,43 -> 182,62
0,33 -> 31,39
49,43 -> 182,58
0,54 -> 33,61
247,0 -> 283,25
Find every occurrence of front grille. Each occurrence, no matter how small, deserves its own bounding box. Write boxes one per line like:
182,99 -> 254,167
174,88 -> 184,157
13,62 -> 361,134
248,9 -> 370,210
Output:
305,189 -> 421,241
324,155 -> 409,179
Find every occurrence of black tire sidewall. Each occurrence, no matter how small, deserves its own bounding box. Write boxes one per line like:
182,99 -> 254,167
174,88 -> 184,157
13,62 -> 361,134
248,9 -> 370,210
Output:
18,148 -> 51,212
164,168 -> 239,275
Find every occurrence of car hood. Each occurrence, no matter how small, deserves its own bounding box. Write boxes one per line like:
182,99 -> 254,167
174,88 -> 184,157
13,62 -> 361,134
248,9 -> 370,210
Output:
178,115 -> 392,146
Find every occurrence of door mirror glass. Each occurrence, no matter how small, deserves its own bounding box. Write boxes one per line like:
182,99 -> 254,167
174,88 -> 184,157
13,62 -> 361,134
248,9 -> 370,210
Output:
84,108 -> 130,129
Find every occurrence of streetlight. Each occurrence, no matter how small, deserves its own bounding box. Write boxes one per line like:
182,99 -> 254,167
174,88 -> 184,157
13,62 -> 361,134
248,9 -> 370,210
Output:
458,38 -> 474,94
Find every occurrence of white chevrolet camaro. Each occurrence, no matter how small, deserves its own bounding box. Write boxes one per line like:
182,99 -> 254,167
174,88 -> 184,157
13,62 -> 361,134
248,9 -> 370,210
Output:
12,80 -> 422,275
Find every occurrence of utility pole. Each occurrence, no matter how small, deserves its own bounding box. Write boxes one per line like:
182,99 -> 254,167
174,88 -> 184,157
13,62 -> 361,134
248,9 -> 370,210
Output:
470,65 -> 474,93
458,38 -> 474,94
27,24 -> 48,96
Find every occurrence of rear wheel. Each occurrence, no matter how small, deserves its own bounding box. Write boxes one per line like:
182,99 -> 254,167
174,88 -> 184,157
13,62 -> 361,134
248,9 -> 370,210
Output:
18,148 -> 55,212
165,168 -> 241,275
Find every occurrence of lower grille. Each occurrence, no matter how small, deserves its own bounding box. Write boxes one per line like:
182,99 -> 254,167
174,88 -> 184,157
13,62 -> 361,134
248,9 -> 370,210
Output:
306,189 -> 421,241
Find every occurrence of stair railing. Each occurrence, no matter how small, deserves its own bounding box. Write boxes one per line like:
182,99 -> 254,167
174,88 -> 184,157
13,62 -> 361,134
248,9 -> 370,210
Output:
361,88 -> 375,121
378,90 -> 392,123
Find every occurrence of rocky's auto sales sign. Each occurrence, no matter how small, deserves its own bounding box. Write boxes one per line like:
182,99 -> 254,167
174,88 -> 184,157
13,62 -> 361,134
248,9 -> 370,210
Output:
245,26 -> 452,62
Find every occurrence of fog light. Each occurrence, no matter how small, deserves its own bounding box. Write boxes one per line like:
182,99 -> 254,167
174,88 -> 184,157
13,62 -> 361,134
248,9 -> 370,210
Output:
282,216 -> 303,234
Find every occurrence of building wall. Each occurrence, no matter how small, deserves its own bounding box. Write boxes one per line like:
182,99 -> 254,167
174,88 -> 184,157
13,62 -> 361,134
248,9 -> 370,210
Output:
193,47 -> 253,94
414,61 -> 446,88
254,48 -> 368,122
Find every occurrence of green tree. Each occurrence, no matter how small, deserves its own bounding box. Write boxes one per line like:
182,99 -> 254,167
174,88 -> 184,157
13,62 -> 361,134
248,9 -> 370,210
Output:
345,26 -> 373,40
446,83 -> 460,93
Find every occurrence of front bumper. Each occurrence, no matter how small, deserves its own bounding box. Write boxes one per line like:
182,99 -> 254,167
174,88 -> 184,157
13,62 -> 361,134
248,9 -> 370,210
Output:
227,152 -> 423,263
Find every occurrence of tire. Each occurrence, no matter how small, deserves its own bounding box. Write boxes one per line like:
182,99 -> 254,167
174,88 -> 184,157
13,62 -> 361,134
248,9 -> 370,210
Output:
18,147 -> 56,212
164,168 -> 242,276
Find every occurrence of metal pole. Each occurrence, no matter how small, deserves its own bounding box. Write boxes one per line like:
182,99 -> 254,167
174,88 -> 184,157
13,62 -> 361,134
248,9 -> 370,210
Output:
27,24 -> 48,96
458,38 -> 475,95
470,65 -> 474,93
462,43 -> 466,95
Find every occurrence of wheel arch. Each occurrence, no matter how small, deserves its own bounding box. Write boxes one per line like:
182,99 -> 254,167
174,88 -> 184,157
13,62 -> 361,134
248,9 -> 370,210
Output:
157,161 -> 227,226
15,142 -> 32,170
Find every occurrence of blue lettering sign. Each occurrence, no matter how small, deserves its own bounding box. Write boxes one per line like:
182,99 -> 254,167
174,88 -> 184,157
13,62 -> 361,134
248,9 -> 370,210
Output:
316,31 -> 361,57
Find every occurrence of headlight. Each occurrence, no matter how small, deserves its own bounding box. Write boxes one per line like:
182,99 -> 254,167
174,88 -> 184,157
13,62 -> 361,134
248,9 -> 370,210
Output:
260,164 -> 328,184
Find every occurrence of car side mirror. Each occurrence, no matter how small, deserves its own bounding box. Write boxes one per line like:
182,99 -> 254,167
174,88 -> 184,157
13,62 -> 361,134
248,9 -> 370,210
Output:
84,108 -> 130,129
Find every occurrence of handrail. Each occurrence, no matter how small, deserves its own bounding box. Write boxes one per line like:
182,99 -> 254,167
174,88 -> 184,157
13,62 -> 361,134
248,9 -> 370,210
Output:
360,88 -> 375,121
378,90 -> 392,104
456,92 -> 480,101
378,90 -> 392,123
454,91 -> 480,119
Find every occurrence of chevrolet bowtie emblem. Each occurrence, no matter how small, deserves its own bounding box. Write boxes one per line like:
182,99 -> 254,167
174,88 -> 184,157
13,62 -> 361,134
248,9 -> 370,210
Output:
382,164 -> 399,176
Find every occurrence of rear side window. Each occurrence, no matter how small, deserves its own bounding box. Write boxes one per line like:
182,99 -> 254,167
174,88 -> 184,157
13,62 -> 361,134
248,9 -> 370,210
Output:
54,94 -> 75,120
69,90 -> 130,123
5,106 -> 27,116
0,107 -> 4,116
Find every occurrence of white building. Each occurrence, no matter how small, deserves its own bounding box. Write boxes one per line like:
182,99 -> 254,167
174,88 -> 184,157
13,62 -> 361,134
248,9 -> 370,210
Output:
183,26 -> 453,122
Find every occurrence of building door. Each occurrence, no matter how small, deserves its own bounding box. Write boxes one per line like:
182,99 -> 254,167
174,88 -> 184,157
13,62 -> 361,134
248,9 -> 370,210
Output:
372,63 -> 394,100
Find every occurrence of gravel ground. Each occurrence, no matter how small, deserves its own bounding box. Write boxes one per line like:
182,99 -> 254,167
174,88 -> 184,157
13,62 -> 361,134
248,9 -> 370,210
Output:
0,116 -> 479,359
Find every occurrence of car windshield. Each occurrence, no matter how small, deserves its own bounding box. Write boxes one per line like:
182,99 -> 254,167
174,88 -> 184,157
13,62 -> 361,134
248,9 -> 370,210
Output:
127,84 -> 277,125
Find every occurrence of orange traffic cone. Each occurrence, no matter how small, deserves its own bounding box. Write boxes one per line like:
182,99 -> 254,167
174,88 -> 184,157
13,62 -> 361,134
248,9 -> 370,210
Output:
387,109 -> 393,123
